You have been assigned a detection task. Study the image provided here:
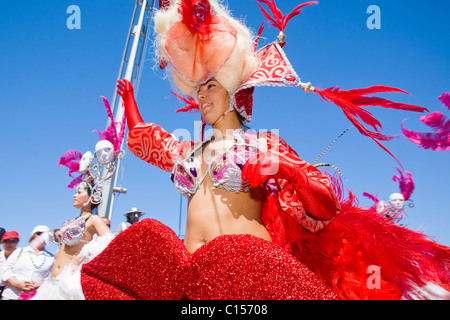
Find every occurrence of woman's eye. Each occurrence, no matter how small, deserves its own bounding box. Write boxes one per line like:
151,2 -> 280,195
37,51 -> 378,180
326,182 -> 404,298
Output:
208,84 -> 215,89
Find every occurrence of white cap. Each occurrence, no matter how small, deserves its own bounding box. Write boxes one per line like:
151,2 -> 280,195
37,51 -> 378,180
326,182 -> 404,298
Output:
31,225 -> 50,235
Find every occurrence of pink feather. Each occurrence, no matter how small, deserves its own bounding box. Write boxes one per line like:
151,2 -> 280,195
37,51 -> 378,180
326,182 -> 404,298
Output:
67,176 -> 83,189
102,96 -> 115,125
363,192 -> 380,204
58,150 -> 82,167
402,93 -> 450,151
58,150 -> 83,188
401,112 -> 450,152
58,150 -> 82,178
438,92 -> 450,110
117,113 -> 127,153
93,97 -> 126,154
93,125 -> 116,143
392,167 -> 414,201
402,124 -> 450,151
419,112 -> 450,136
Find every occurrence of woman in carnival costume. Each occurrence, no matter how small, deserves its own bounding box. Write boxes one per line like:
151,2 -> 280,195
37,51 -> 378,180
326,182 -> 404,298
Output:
31,98 -> 124,299
80,0 -> 450,300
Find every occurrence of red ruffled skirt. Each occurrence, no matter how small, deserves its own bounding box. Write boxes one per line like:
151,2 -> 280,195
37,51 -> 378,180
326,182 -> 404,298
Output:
80,219 -> 337,300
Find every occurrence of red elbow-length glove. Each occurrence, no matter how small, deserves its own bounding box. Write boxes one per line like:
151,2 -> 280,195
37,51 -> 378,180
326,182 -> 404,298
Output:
117,78 -> 191,172
117,78 -> 144,130
242,151 -> 338,221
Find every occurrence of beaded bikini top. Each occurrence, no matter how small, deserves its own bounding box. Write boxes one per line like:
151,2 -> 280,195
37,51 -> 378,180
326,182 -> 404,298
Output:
52,214 -> 91,246
171,129 -> 263,198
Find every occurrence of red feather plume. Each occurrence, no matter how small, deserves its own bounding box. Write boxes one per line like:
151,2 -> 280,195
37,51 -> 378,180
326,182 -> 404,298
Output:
172,91 -> 200,113
264,172 -> 450,300
255,0 -> 318,32
315,86 -> 429,164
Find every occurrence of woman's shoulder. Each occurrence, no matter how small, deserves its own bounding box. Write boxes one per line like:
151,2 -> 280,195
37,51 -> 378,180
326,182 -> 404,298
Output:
86,214 -> 103,224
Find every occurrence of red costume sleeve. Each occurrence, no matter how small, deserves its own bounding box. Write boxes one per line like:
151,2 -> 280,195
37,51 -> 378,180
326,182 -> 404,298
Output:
127,123 -> 192,172
117,78 -> 192,172
264,132 -> 340,232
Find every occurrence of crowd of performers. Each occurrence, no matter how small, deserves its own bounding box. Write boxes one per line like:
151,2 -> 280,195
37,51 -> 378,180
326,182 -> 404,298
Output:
2,0 -> 449,300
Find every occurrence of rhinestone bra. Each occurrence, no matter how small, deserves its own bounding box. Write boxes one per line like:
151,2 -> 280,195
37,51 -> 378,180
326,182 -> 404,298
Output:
52,214 -> 91,246
171,129 -> 263,198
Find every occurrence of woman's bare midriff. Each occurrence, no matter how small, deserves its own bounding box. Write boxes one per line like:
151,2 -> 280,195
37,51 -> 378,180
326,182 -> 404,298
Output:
51,243 -> 84,278
183,177 -> 272,254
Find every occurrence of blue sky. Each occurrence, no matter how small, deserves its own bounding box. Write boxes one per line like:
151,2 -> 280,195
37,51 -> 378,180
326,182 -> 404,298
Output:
1,0 -> 449,254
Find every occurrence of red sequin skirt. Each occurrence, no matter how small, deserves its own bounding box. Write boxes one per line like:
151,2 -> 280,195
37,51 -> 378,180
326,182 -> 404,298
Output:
80,219 -> 337,300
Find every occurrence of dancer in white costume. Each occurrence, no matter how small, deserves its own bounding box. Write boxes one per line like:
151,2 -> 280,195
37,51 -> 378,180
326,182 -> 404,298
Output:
32,97 -> 124,300
32,183 -> 113,300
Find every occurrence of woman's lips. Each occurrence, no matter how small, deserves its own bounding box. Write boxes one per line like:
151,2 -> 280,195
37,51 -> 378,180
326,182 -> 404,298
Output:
201,102 -> 211,111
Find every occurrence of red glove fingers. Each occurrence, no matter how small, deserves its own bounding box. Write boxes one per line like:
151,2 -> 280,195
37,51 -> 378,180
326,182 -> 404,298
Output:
116,78 -> 144,130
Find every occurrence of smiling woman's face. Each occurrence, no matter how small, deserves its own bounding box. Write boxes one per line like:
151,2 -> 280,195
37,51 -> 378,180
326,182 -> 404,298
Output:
197,79 -> 230,125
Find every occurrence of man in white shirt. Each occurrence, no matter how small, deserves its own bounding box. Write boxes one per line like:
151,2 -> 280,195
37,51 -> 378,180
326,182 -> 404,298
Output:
1,227 -> 55,300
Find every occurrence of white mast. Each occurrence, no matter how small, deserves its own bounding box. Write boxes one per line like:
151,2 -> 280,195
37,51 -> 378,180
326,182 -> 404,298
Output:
98,0 -> 156,220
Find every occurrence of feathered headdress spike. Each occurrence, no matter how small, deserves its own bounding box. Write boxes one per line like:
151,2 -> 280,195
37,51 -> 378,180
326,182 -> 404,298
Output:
255,0 -> 318,35
392,167 -> 414,201
93,97 -> 127,155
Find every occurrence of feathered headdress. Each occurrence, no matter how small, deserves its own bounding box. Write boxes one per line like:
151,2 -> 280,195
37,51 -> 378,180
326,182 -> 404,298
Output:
155,0 -> 257,97
58,97 -> 126,204
162,0 -> 428,165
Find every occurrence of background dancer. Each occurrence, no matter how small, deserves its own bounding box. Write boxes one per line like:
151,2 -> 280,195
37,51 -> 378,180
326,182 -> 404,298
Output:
31,97 -> 124,299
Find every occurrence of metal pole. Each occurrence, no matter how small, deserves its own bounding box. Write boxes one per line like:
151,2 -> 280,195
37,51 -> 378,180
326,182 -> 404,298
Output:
107,4 -> 138,123
99,0 -> 155,220
117,0 -> 148,121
